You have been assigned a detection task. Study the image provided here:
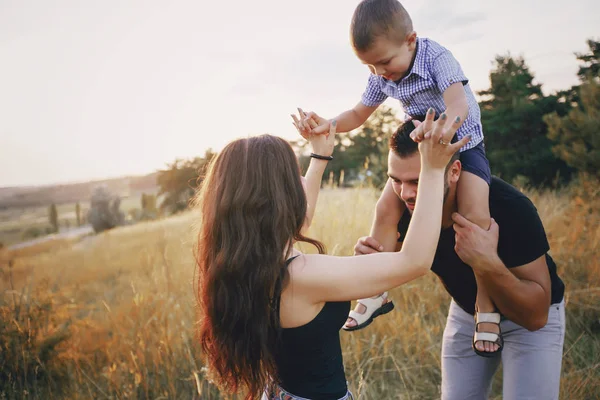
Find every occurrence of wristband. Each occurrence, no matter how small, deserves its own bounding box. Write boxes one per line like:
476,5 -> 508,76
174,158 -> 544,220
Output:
310,153 -> 333,161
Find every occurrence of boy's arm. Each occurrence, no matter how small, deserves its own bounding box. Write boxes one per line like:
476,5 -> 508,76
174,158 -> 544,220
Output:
303,102 -> 377,135
443,83 -> 469,124
370,179 -> 405,252
411,84 -> 468,142
299,73 -> 386,135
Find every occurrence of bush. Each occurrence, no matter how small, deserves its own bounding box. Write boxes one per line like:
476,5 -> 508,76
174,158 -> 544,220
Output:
22,226 -> 43,240
87,186 -> 125,233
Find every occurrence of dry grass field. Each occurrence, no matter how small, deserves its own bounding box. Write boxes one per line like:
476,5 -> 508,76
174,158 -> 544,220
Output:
0,181 -> 598,399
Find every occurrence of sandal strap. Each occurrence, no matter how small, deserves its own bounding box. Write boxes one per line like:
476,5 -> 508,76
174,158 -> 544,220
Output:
356,293 -> 387,310
348,292 -> 388,325
474,332 -> 500,343
476,312 -> 501,324
348,309 -> 370,325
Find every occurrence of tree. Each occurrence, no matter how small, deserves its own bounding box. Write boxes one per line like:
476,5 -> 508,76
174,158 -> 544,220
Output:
75,202 -> 81,227
137,193 -> 158,220
157,149 -> 216,214
545,73 -> 600,178
576,38 -> 600,82
48,204 -> 58,233
479,55 -> 572,185
87,186 -> 125,233
479,55 -> 543,108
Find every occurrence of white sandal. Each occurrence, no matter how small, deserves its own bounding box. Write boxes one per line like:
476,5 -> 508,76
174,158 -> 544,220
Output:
473,312 -> 504,357
343,292 -> 395,331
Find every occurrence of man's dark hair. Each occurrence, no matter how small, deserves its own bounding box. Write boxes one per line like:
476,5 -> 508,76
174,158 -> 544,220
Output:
390,117 -> 460,166
351,0 -> 413,52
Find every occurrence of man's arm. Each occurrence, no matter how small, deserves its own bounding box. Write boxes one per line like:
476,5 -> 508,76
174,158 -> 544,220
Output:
452,214 -> 552,331
472,253 -> 551,331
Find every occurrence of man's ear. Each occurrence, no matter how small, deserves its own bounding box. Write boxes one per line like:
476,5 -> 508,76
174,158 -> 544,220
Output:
449,159 -> 462,184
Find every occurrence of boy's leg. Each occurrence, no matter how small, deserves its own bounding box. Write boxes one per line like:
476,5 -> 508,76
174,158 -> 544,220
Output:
500,301 -> 565,400
344,179 -> 404,329
442,301 -> 501,400
457,143 -> 498,355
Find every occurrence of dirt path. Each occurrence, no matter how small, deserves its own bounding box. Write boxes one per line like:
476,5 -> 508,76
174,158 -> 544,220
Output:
7,226 -> 94,250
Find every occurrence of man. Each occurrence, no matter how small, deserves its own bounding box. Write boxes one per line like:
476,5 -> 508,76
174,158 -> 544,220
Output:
354,118 -> 566,399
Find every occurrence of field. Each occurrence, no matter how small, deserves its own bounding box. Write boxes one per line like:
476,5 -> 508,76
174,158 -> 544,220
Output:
0,194 -> 147,247
0,184 -> 599,399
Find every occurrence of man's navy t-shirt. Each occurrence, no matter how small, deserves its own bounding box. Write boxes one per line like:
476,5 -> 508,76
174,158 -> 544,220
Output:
398,176 -> 565,315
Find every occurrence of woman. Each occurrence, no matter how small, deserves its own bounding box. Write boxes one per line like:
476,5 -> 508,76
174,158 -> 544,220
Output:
195,110 -> 468,400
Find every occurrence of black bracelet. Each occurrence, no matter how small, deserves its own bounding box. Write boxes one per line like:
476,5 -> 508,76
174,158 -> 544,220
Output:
310,153 -> 333,161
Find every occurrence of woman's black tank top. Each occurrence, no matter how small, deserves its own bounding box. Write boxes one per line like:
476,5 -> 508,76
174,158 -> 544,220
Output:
274,256 -> 351,399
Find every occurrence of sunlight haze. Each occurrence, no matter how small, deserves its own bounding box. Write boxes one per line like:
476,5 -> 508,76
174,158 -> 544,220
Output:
1,0 -> 598,186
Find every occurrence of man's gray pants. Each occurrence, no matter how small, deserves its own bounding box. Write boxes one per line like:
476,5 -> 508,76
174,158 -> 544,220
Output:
441,300 -> 566,400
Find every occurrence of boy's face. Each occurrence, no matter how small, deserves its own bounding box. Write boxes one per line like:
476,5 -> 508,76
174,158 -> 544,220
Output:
357,32 -> 417,82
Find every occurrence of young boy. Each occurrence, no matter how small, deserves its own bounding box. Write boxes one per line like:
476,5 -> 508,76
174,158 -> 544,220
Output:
295,0 -> 501,356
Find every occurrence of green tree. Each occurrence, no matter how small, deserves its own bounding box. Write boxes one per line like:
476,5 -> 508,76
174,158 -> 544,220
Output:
48,204 -> 58,233
75,202 -> 81,227
157,149 -> 216,214
479,55 -> 572,185
576,38 -> 600,82
545,74 -> 600,178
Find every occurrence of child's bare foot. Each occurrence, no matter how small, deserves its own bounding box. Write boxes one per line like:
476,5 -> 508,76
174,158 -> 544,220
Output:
343,293 -> 394,331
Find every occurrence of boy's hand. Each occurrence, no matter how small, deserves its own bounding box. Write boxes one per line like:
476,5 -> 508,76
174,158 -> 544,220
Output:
305,111 -> 330,135
291,108 -> 318,139
293,108 -> 330,135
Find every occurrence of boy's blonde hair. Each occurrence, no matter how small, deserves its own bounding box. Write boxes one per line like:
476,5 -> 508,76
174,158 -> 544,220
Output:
351,0 -> 413,52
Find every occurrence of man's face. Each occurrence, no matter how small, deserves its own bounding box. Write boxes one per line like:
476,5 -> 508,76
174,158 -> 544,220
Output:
387,152 -> 421,213
387,151 -> 457,214
356,34 -> 416,82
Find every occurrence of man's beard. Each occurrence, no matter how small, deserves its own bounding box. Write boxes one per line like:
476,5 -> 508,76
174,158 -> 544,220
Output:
405,180 -> 450,214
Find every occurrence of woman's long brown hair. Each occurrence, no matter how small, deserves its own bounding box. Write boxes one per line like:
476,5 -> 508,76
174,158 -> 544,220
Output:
195,135 -> 325,399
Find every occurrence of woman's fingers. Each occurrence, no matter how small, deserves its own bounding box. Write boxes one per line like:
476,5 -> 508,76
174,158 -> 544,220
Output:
430,112 -> 447,143
329,119 -> 337,136
441,115 -> 462,143
291,113 -> 310,139
410,108 -> 436,142
448,134 -> 471,153
421,108 -> 435,137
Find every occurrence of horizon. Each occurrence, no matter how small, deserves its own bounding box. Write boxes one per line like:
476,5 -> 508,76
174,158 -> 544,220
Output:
1,0 -> 598,187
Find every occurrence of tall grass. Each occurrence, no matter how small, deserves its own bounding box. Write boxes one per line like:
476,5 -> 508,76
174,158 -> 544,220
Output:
1,182 -> 598,399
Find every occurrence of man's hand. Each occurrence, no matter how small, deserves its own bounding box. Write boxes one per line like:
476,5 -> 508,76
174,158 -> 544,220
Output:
452,212 -> 501,271
354,236 -> 384,255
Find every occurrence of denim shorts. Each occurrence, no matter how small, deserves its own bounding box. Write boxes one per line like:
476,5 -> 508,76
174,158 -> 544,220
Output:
262,384 -> 354,400
459,141 -> 491,185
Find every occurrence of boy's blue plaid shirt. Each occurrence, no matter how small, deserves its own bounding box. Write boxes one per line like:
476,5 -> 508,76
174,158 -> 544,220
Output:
361,37 -> 483,151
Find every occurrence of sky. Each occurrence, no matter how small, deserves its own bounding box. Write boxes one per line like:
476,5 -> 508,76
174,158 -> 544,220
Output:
1,0 -> 598,187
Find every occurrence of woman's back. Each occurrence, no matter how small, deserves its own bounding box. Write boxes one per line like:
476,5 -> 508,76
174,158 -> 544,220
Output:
275,297 -> 350,399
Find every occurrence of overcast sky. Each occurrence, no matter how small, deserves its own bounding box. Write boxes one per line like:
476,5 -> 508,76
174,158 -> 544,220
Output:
1,0 -> 598,187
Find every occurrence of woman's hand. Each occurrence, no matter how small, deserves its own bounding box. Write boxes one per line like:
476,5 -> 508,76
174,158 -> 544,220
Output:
417,108 -> 470,171
291,108 -> 336,157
